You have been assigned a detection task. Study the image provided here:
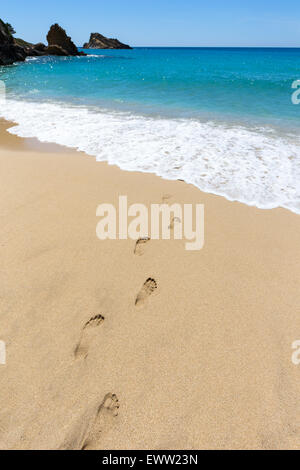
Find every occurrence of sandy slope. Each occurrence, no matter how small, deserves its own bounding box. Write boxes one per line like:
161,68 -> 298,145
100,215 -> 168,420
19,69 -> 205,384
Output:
0,120 -> 299,450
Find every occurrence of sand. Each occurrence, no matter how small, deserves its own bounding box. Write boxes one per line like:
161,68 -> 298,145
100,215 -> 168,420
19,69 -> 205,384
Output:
0,119 -> 299,450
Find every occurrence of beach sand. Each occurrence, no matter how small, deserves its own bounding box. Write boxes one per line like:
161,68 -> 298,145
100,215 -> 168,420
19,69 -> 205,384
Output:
0,119 -> 299,450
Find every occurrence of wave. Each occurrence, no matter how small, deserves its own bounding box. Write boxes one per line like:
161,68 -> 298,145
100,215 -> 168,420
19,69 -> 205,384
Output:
1,98 -> 299,214
25,57 -> 40,62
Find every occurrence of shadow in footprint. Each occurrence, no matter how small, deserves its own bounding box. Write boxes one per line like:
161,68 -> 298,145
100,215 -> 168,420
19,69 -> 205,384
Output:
74,314 -> 105,360
82,393 -> 120,450
134,237 -> 150,256
168,216 -> 181,230
135,278 -> 158,306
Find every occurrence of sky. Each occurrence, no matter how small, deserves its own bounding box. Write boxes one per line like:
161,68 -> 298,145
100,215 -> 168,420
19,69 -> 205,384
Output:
2,0 -> 300,47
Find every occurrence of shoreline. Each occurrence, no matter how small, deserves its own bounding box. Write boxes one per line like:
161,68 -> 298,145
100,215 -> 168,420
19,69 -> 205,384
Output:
0,118 -> 300,449
2,117 -> 298,216
2,96 -> 299,216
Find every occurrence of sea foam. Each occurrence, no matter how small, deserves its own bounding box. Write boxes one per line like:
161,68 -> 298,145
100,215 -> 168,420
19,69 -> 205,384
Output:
1,99 -> 300,214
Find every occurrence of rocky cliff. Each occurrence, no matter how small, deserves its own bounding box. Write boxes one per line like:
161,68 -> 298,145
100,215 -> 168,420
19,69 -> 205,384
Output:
83,33 -> 131,49
0,19 -> 27,65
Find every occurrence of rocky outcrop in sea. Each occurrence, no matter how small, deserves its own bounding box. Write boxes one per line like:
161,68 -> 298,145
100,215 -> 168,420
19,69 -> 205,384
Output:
0,20 -> 85,65
46,24 -> 85,56
83,32 -> 131,49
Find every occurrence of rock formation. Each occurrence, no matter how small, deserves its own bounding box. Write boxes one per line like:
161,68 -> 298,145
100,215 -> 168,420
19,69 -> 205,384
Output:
14,37 -> 33,48
0,19 -> 27,65
0,19 -> 88,66
83,33 -> 131,49
15,40 -> 47,58
33,43 -> 47,53
46,24 -> 85,56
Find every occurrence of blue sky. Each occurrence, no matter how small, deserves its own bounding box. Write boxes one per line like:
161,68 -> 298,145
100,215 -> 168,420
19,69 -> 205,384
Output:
2,0 -> 300,47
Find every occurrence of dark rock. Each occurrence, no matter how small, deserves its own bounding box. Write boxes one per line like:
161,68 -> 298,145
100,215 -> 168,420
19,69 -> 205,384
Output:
0,18 -> 27,65
34,42 -> 47,52
46,24 -> 85,56
24,43 -> 47,57
0,20 -> 87,65
26,48 -> 44,57
44,44 -> 69,56
14,37 -> 34,48
83,32 -> 132,49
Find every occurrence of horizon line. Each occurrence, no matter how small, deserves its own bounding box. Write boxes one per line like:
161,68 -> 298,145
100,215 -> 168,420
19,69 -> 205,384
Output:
79,45 -> 300,49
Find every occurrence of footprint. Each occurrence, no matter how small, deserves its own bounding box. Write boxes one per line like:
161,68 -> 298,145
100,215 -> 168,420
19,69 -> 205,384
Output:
74,314 -> 105,359
60,393 -> 119,450
168,216 -> 181,230
134,237 -> 150,256
135,278 -> 158,306
82,393 -> 120,450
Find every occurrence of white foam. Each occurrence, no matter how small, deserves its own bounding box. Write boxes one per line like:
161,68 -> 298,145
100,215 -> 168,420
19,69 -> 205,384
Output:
25,57 -> 40,62
1,99 -> 300,214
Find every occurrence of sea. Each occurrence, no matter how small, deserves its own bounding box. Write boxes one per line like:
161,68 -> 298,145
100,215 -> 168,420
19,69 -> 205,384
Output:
0,47 -> 300,213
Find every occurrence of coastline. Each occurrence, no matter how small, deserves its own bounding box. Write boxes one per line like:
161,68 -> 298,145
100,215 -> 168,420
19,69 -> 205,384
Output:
0,118 -> 300,449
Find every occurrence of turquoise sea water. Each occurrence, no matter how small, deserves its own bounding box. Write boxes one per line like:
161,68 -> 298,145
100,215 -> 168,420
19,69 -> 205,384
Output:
1,47 -> 300,212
